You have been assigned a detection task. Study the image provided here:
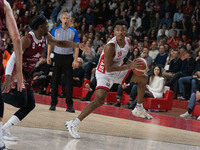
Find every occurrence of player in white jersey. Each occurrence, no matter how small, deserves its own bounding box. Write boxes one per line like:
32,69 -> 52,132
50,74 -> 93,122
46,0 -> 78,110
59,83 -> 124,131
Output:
65,20 -> 152,139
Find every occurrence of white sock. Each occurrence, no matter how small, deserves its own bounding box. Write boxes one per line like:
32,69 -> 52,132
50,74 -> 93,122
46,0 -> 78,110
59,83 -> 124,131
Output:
0,122 -> 4,147
2,115 -> 20,130
73,118 -> 80,126
136,103 -> 143,111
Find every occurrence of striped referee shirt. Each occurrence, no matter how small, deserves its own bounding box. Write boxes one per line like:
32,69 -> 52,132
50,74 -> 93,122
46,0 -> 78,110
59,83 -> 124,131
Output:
51,25 -> 79,55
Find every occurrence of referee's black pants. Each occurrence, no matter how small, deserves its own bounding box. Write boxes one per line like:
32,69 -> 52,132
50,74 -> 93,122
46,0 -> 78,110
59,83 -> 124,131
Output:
51,53 -> 74,108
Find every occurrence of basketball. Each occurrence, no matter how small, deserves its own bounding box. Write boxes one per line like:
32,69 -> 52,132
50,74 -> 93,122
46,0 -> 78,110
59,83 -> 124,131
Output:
132,58 -> 149,76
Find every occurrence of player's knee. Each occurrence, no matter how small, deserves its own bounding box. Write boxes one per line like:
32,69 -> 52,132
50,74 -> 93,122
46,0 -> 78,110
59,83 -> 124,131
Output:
93,98 -> 104,107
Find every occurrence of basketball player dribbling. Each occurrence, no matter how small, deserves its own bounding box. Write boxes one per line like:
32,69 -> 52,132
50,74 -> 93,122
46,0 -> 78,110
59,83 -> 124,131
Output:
65,20 -> 153,139
1,14 -> 90,142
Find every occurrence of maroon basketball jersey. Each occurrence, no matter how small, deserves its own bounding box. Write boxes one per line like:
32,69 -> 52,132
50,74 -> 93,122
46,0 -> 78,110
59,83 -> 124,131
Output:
23,31 -> 46,73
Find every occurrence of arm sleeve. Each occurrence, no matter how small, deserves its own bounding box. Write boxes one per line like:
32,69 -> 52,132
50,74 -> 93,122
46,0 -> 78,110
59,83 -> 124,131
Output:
5,52 -> 16,75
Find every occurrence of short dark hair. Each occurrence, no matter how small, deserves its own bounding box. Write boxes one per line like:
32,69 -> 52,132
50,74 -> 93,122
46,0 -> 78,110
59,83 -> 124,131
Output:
30,14 -> 47,30
113,20 -> 128,29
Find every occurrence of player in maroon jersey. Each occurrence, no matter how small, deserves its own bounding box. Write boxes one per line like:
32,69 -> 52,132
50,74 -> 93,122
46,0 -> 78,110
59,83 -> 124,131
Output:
0,0 -> 23,149
1,14 -> 90,142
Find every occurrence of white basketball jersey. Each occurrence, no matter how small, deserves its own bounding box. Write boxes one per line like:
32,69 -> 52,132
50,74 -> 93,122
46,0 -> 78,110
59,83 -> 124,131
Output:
97,36 -> 130,74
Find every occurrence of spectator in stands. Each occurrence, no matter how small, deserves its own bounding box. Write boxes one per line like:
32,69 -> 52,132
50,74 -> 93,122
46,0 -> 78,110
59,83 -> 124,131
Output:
168,22 -> 180,37
137,42 -> 144,53
167,47 -> 195,99
113,82 -> 138,108
161,0 -> 173,17
147,27 -> 157,41
149,41 -> 159,62
157,24 -> 169,39
70,0 -> 79,17
84,7 -> 95,28
145,65 -> 165,98
173,7 -> 183,29
159,12 -> 172,29
130,11 -> 141,29
189,25 -> 199,46
82,40 -> 95,63
162,49 -> 182,82
180,71 -> 200,120
19,3 -> 28,17
153,0 -> 162,13
127,47 -> 140,61
180,32 -> 190,45
140,11 -> 150,35
153,45 -> 168,68
141,47 -> 153,69
73,57 -> 85,87
177,50 -> 200,100
145,0 -> 154,12
32,54 -> 51,94
167,30 -> 180,49
182,0 -> 193,19
30,5 -> 37,17
150,12 -> 160,29
20,10 -> 31,30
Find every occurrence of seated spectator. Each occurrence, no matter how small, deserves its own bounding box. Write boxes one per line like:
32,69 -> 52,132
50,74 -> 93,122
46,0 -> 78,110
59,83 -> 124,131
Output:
121,65 -> 165,109
167,48 -> 195,99
180,32 -> 190,45
173,7 -> 183,28
126,47 -> 140,61
162,49 -> 182,82
167,30 -> 180,49
73,57 -> 85,87
177,51 -> 200,100
130,11 -> 141,29
141,47 -> 153,69
159,12 -> 172,29
32,55 -> 51,94
157,28 -> 168,42
84,47 -> 102,80
149,41 -> 159,62
147,27 -> 157,41
153,45 -> 168,68
113,82 -> 138,109
180,72 -> 200,120
168,22 -> 180,37
150,12 -> 160,29
20,10 -> 31,30
145,65 -> 165,98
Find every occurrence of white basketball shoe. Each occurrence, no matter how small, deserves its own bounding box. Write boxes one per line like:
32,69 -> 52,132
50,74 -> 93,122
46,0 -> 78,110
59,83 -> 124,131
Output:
132,107 -> 153,119
2,129 -> 18,141
180,111 -> 192,119
65,120 -> 80,139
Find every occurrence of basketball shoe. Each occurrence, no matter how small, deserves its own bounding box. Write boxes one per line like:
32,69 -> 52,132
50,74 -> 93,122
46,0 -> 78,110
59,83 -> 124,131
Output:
180,111 -> 192,119
132,107 -> 153,119
65,120 -> 80,139
2,128 -> 17,141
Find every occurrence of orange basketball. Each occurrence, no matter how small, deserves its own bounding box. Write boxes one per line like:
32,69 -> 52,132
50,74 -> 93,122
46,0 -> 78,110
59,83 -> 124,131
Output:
133,58 -> 149,76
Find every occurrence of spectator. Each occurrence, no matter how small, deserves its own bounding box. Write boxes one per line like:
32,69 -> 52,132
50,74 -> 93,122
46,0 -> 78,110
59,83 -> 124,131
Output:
73,57 -> 85,87
130,11 -> 141,29
180,71 -> 200,120
153,45 -> 168,68
84,7 -> 95,27
173,7 -> 183,29
20,10 -> 31,29
168,22 -> 180,37
159,12 -> 172,29
147,27 -> 157,41
167,30 -> 180,49
162,49 -> 182,82
149,41 -> 159,62
113,82 -> 138,108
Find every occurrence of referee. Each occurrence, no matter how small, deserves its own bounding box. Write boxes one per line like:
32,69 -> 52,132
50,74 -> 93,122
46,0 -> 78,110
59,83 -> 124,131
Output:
47,12 -> 79,112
